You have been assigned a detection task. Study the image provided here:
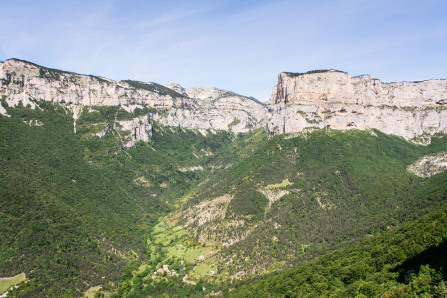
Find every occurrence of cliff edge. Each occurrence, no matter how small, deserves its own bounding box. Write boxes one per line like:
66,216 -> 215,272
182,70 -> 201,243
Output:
267,70 -> 447,139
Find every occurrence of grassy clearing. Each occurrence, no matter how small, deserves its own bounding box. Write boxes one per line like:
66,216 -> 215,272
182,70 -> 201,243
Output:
136,264 -> 150,275
166,244 -> 187,258
184,247 -> 212,263
156,229 -> 187,244
173,229 -> 187,238
167,246 -> 181,258
0,273 -> 26,294
266,178 -> 293,189
149,220 -> 217,282
154,232 -> 172,245
152,225 -> 167,234
193,264 -> 215,275
189,263 -> 217,279
83,285 -> 102,298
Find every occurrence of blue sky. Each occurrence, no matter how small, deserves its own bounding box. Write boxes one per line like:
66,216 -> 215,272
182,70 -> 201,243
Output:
1,0 -> 446,101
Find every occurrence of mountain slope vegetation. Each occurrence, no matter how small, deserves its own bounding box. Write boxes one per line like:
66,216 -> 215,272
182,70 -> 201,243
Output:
158,128 -> 447,281
110,129 -> 447,297
0,99 -> 446,297
228,206 -> 447,297
0,100 -> 233,296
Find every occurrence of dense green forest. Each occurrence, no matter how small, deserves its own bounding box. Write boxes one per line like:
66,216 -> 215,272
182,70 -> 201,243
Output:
0,101 -> 233,296
1,99 -> 446,297
111,207 -> 447,297
228,207 -> 447,297
159,128 -> 447,283
106,127 -> 447,297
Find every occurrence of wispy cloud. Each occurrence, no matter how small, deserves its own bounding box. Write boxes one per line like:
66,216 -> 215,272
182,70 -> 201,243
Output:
1,0 -> 446,101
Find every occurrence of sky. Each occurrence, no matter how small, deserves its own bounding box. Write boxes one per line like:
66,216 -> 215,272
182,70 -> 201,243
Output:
1,0 -> 446,102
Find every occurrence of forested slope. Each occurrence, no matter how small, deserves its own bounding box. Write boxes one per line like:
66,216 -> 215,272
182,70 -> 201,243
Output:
110,128 -> 447,297
0,101 -> 233,296
166,128 -> 447,280
1,99 -> 446,297
228,207 -> 447,297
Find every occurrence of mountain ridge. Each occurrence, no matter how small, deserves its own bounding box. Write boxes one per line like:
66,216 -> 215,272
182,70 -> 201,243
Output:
1,58 -> 446,142
1,59 -> 447,296
0,58 -> 266,139
267,70 -> 447,139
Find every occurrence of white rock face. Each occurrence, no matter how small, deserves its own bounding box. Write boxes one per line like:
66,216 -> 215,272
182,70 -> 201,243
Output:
0,104 -> 9,117
163,83 -> 188,96
178,166 -> 204,172
153,87 -> 266,133
408,152 -> 447,177
0,59 -> 187,107
185,86 -> 224,100
267,70 -> 447,139
117,115 -> 152,148
1,59 -> 446,142
0,59 -> 266,135
271,71 -> 447,106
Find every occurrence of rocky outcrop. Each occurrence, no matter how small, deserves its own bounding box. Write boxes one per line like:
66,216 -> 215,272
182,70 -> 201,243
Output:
0,59 -> 188,107
0,59 -> 266,137
154,86 -> 266,132
117,115 -> 152,148
267,70 -> 447,139
408,152 -> 447,177
1,59 -> 446,142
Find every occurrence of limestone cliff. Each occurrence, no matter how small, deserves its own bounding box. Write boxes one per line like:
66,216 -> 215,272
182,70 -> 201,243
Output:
1,59 -> 446,143
154,86 -> 266,132
0,59 -> 266,141
0,59 -> 188,107
267,70 -> 447,139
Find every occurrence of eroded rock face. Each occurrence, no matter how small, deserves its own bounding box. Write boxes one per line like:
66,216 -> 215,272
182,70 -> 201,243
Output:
1,59 -> 446,143
154,86 -> 266,133
0,59 -> 266,137
117,115 -> 152,148
408,152 -> 447,178
0,59 -> 188,107
267,70 -> 447,139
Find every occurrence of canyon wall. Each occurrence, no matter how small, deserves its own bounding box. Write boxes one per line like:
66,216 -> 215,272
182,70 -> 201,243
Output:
0,59 -> 265,137
267,70 -> 447,139
1,59 -> 446,143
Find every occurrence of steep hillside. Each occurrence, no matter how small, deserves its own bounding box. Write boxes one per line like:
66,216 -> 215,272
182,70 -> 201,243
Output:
229,207 -> 447,297
0,100 -> 235,296
94,129 -> 447,297
1,59 -> 447,297
146,129 -> 447,285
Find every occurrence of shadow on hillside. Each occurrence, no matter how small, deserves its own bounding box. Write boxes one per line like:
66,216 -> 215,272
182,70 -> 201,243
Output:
393,239 -> 447,283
